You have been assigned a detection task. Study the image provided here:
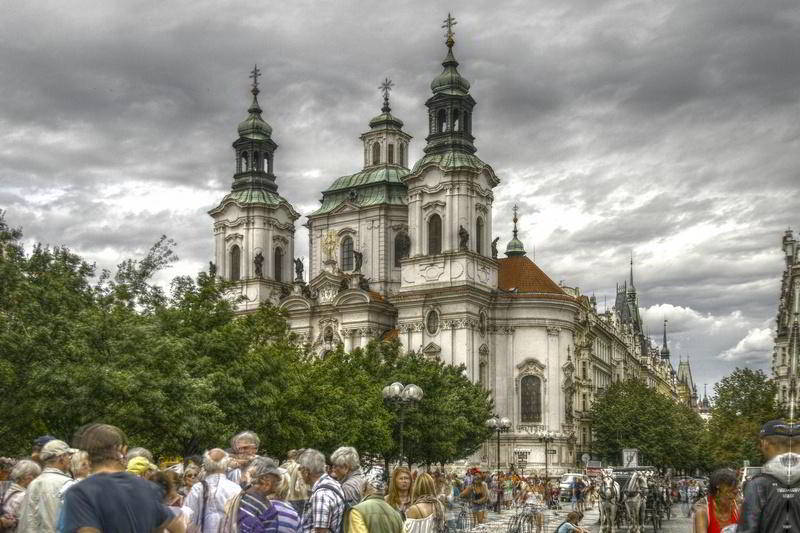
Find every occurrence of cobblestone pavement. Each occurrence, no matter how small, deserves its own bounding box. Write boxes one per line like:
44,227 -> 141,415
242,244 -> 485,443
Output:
468,502 -> 691,533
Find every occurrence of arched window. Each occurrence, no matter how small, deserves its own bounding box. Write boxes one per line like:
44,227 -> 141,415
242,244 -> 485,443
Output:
341,236 -> 354,271
520,375 -> 542,423
436,109 -> 447,133
479,361 -> 487,389
452,109 -> 461,131
476,217 -> 484,255
399,143 -> 405,167
388,144 -> 394,164
427,214 -> 442,255
274,246 -> 283,281
230,245 -> 241,281
372,143 -> 380,165
394,232 -> 409,267
253,152 -> 261,171
241,152 -> 249,172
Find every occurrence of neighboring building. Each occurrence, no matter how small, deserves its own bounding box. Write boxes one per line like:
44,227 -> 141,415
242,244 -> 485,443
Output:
209,18 -> 692,473
773,229 -> 800,406
698,384 -> 712,422
676,356 -> 699,409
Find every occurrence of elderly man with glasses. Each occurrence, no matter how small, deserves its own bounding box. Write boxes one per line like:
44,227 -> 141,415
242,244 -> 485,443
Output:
228,431 -> 261,487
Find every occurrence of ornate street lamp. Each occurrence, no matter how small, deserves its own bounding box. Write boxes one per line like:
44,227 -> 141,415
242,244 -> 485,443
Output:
485,415 -> 512,473
537,430 -> 559,483
382,382 -> 423,467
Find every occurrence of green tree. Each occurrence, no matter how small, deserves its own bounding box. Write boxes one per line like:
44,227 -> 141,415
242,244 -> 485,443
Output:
706,367 -> 783,468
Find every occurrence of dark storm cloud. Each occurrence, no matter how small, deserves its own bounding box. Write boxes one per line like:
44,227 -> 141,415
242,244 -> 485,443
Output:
1,0 -> 799,391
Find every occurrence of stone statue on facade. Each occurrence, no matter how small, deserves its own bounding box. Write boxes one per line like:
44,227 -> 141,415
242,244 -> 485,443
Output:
254,252 -> 264,277
491,237 -> 499,259
294,257 -> 304,281
458,225 -> 469,251
209,261 -> 217,277
359,276 -> 370,291
353,250 -> 363,272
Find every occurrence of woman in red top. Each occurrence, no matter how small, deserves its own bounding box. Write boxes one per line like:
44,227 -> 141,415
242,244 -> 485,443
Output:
693,469 -> 739,533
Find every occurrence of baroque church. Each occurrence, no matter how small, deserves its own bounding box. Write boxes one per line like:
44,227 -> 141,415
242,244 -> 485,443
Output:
209,17 -> 694,472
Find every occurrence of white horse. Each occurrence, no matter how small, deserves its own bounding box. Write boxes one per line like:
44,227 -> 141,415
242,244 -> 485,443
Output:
623,471 -> 647,533
598,473 -> 620,533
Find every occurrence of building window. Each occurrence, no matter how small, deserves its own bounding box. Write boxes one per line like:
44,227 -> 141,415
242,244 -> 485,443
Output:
520,375 -> 542,423
388,144 -> 394,164
372,143 -> 380,165
428,214 -> 442,255
582,427 -> 587,445
399,143 -> 405,167
476,217 -> 484,255
582,362 -> 588,380
436,109 -> 447,133
341,236 -> 354,271
241,152 -> 249,172
394,232 -> 409,267
426,310 -> 439,335
582,393 -> 587,412
452,109 -> 461,131
274,246 -> 283,281
479,361 -> 487,389
229,245 -> 241,281
464,111 -> 471,134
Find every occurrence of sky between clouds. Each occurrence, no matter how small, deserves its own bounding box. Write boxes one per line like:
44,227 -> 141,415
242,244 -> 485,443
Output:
1,0 -> 798,393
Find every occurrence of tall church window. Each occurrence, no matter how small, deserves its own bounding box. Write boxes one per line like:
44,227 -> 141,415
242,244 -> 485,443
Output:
274,247 -> 283,281
241,152 -> 249,172
388,144 -> 394,164
399,143 -> 405,167
394,232 -> 409,267
476,217 -> 484,255
520,375 -> 542,423
253,152 -> 261,171
230,245 -> 241,281
428,214 -> 442,255
372,143 -> 380,165
479,361 -> 487,389
341,236 -> 354,271
452,109 -> 461,131
436,109 -> 447,133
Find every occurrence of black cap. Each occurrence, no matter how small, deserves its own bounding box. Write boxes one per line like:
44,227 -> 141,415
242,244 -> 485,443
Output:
34,435 -> 56,448
760,420 -> 800,437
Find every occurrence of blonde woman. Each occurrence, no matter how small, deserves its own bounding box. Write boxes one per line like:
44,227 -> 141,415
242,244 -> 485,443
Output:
386,467 -> 413,518
404,473 -> 446,533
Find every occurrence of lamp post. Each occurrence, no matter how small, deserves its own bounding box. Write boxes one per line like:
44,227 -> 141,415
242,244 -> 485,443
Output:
485,415 -> 512,473
382,381 -> 423,468
537,430 -> 559,484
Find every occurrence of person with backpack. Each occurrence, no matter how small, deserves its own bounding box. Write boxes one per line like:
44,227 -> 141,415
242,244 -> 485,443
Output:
692,469 -> 739,533
738,419 -> 800,533
298,449 -> 345,533
0,460 -> 40,532
184,448 -> 242,532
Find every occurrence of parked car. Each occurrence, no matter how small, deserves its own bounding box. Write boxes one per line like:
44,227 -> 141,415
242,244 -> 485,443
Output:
559,473 -> 584,502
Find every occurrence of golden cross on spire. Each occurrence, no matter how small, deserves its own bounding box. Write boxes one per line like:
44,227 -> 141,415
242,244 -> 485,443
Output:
379,78 -> 394,103
249,64 -> 261,90
442,13 -> 457,46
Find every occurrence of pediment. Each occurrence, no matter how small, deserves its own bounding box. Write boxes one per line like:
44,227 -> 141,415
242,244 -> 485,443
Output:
328,202 -> 359,215
279,296 -> 311,312
333,290 -> 370,306
422,342 -> 441,355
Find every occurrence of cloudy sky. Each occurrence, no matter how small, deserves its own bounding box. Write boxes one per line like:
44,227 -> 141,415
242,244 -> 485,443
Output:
2,0 -> 798,393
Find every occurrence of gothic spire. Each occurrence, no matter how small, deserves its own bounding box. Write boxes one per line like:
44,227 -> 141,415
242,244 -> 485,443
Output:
660,318 -> 671,359
630,252 -> 635,290
505,204 -> 527,257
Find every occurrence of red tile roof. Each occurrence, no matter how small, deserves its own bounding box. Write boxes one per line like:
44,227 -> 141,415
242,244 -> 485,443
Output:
497,255 -> 569,296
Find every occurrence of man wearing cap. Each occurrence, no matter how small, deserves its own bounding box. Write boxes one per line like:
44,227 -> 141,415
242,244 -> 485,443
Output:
221,456 -> 301,533
345,473 -> 402,533
16,439 -> 75,532
31,435 -> 56,467
738,419 -> 800,533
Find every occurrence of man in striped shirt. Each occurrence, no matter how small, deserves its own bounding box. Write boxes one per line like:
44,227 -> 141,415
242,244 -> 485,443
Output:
236,456 -> 301,533
298,449 -> 345,533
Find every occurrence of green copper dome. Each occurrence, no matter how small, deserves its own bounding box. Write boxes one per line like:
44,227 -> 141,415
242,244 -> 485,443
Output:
369,111 -> 404,130
505,237 -> 526,257
237,89 -> 273,140
431,47 -> 470,96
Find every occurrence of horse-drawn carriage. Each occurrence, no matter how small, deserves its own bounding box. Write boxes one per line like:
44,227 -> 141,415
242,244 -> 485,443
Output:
596,466 -> 671,532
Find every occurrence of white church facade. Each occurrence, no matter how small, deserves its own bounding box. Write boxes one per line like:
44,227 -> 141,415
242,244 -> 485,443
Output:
209,20 -> 687,472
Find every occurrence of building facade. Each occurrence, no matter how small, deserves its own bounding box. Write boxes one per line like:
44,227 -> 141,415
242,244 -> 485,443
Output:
773,229 -> 800,406
209,20 -> 692,473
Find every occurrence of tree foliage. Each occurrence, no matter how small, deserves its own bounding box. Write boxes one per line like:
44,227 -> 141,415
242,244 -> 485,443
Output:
590,379 -> 709,471
0,214 -> 492,464
706,367 -> 784,468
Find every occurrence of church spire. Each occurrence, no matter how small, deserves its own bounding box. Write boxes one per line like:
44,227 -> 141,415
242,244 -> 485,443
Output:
231,65 -> 279,192
505,204 -> 527,257
660,318 -> 671,359
630,252 -> 635,290
423,13 -> 477,156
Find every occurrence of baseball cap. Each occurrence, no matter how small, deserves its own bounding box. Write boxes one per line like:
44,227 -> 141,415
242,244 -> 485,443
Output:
34,435 -> 57,448
40,439 -> 77,460
127,456 -> 158,476
760,420 -> 800,437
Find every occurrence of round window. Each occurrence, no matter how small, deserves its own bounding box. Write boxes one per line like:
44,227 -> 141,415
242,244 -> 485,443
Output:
426,311 -> 439,335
